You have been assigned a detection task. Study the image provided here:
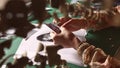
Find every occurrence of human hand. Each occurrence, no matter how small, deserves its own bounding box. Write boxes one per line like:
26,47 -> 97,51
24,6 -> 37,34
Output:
90,55 -> 112,68
50,27 -> 81,49
89,48 -> 112,68
89,47 -> 120,68
90,55 -> 120,68
77,43 -> 120,68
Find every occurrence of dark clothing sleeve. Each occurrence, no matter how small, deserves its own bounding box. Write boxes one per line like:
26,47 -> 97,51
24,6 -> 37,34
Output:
85,27 -> 120,56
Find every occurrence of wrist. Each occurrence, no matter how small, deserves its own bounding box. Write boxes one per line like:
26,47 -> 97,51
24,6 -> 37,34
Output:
73,37 -> 83,50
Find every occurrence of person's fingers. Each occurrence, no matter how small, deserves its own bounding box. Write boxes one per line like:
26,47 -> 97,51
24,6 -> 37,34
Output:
95,48 -> 107,57
62,18 -> 88,31
89,48 -> 107,68
89,51 -> 103,68
50,32 -> 56,39
60,26 -> 67,32
90,62 -> 105,68
50,26 -> 80,48
90,51 -> 98,65
52,36 -> 59,45
104,55 -> 112,67
90,55 -> 112,68
61,19 -> 78,31
60,26 -> 74,38
105,55 -> 111,63
90,48 -> 107,63
50,32 -> 61,45
82,45 -> 95,64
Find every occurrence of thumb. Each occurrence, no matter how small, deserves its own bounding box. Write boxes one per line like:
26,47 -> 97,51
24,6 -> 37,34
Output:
50,32 -> 56,39
104,55 -> 112,66
60,26 -> 67,31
